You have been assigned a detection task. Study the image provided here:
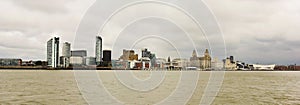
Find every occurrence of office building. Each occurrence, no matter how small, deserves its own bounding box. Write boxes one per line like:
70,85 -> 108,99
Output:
100,50 -> 111,67
86,57 -> 96,65
47,37 -> 60,68
0,58 -> 22,66
60,56 -> 70,68
71,50 -> 87,57
61,42 -> 71,68
70,56 -> 85,66
62,42 -> 71,57
96,36 -> 102,65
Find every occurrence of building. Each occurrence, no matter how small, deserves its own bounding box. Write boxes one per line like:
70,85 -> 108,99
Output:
140,57 -> 151,70
70,56 -> 85,66
211,58 -> 223,70
224,57 -> 236,70
71,50 -> 87,57
119,49 -> 138,61
62,42 -> 71,57
60,56 -> 70,68
172,58 -> 189,70
86,57 -> 96,66
142,48 -> 151,58
189,49 -> 212,70
141,48 -> 156,68
189,50 -> 200,68
47,37 -> 60,68
100,50 -> 112,67
252,64 -> 276,70
155,58 -> 167,69
96,36 -> 102,65
0,58 -> 22,66
199,49 -> 211,69
61,42 -> 71,68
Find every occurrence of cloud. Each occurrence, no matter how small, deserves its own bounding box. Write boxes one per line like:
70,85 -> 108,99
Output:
11,0 -> 74,14
0,0 -> 299,64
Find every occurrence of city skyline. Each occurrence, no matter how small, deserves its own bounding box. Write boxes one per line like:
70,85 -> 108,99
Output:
0,0 -> 300,65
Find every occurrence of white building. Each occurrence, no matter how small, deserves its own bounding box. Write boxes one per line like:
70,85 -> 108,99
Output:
70,56 -> 85,66
47,37 -> 59,68
253,64 -> 276,70
211,58 -> 223,70
224,58 -> 236,70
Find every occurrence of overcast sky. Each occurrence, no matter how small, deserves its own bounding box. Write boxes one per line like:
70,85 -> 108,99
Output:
0,0 -> 299,65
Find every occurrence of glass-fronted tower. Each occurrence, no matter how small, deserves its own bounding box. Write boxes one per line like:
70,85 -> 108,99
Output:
62,42 -> 71,57
47,37 -> 60,68
96,36 -> 102,65
61,42 -> 71,68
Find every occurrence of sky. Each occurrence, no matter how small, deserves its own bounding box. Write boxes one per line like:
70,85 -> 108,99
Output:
0,0 -> 299,65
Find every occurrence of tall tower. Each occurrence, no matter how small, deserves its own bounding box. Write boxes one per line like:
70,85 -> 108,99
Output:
47,37 -> 60,68
62,42 -> 71,57
96,36 -> 102,65
61,42 -> 71,68
203,49 -> 211,69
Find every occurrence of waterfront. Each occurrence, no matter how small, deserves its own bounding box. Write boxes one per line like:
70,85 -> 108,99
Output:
0,70 -> 299,105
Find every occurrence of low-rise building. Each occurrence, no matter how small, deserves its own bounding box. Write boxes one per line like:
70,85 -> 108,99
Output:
0,58 -> 22,66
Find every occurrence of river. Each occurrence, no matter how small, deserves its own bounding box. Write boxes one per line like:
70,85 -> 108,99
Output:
0,70 -> 299,105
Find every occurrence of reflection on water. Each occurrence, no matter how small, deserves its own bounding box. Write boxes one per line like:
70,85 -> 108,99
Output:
0,70 -> 299,105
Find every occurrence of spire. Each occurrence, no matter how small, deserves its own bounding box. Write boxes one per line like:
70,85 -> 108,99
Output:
192,50 -> 197,57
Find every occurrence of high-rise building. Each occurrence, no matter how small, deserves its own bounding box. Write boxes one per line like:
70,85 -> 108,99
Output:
61,42 -> 71,68
62,42 -> 71,57
100,50 -> 111,67
103,50 -> 111,62
47,37 -> 60,68
96,36 -> 102,65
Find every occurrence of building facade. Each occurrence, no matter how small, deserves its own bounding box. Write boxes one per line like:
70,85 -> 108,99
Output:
199,49 -> 212,69
190,50 -> 200,68
61,42 -> 71,68
100,50 -> 112,67
47,37 -> 59,68
189,49 -> 212,70
62,42 -> 71,57
71,50 -> 87,57
0,59 -> 22,66
96,36 -> 102,65
224,57 -> 236,70
119,49 -> 138,61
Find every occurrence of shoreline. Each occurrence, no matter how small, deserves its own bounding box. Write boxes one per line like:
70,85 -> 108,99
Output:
0,68 -> 299,71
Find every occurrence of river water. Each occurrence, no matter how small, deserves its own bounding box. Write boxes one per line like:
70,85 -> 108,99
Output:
0,70 -> 299,105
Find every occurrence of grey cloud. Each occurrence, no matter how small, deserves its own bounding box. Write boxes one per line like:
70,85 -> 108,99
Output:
0,0 -> 299,64
11,0 -> 74,13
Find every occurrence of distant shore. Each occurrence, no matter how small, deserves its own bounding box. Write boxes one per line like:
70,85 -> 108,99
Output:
0,66 -> 300,71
